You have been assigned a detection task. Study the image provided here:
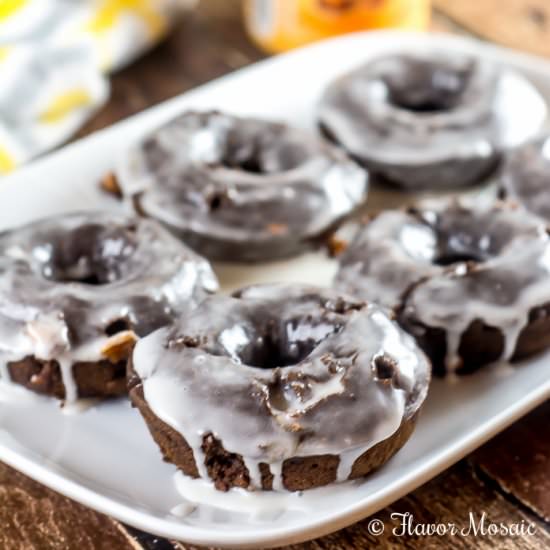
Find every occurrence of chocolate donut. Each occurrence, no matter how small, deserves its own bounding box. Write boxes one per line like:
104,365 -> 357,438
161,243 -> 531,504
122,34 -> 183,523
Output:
116,111 -> 368,262
335,201 -> 550,375
499,135 -> 550,222
128,284 -> 430,492
0,212 -> 218,402
318,51 -> 546,189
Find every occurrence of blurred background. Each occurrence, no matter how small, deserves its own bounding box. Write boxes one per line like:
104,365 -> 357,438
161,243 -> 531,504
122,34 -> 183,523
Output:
0,0 -> 549,175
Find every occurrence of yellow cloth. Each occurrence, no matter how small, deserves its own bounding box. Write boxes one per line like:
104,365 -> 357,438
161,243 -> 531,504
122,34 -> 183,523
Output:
0,0 -> 195,174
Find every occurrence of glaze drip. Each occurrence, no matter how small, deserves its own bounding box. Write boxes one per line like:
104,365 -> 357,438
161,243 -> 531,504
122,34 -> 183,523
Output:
0,212 -> 219,401
132,284 -> 430,490
335,201 -> 550,373
116,111 -> 368,262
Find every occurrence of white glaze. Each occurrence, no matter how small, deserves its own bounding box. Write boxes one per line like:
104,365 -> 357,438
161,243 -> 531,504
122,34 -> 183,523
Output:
0,212 -> 219,402
269,461 -> 285,492
500,134 -> 550,222
324,52 -> 498,164
172,471 -> 359,522
133,285 -> 430,491
337,201 -> 550,372
116,111 -> 368,261
319,49 -> 546,188
0,352 -> 10,382
406,234 -> 550,371
335,210 -> 440,311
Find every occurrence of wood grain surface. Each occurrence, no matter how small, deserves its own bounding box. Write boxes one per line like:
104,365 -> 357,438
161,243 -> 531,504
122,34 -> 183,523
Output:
434,0 -> 550,57
2,1 -> 549,548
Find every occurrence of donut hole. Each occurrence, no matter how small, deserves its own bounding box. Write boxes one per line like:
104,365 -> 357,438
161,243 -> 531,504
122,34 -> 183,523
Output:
432,237 -> 490,266
372,353 -> 397,381
220,132 -> 309,175
401,208 -> 506,267
220,152 -> 263,173
388,86 -> 460,113
208,193 -> 224,211
433,251 -> 486,267
37,224 -> 138,286
105,318 -> 131,336
384,59 -> 472,113
432,227 -> 500,267
222,318 -> 343,369
400,221 -> 490,266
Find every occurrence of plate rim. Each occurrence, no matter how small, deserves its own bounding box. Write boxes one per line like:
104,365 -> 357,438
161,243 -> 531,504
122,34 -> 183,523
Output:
1,382 -> 548,548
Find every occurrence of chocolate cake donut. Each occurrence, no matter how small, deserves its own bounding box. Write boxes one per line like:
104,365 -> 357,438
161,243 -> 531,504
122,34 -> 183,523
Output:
128,284 -> 430,492
0,212 -> 218,402
335,201 -> 550,375
499,135 -> 550,222
318,50 -> 546,189
116,111 -> 368,262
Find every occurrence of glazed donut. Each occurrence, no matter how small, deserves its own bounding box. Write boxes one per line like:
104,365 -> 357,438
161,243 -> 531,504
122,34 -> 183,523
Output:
335,201 -> 550,375
499,135 -> 550,222
318,50 -> 546,189
116,111 -> 368,262
0,212 -> 218,402
128,284 -> 430,492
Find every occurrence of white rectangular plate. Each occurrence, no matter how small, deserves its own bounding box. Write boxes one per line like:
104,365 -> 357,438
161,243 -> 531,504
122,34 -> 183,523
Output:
0,31 -> 549,549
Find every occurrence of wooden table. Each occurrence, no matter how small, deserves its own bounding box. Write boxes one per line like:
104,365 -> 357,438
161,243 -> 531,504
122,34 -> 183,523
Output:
2,2 -> 549,548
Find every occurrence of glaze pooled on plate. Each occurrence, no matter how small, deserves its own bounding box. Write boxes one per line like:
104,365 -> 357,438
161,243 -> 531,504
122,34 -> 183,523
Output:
116,111 -> 368,262
0,212 -> 218,402
129,284 -> 430,492
318,50 -> 546,189
335,201 -> 550,375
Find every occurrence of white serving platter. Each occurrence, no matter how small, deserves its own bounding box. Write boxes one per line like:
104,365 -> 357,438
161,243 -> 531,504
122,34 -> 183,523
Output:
0,31 -> 549,549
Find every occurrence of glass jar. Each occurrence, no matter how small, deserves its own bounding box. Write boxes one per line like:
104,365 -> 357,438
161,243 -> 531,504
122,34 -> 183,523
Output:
244,0 -> 431,54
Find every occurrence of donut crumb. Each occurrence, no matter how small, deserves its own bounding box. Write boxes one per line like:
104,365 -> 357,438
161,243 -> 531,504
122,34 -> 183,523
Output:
201,434 -> 250,492
326,234 -> 348,257
372,353 -> 397,382
168,335 -> 203,349
101,330 -> 138,363
324,296 -> 364,314
99,172 -> 122,198
266,223 -> 289,236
